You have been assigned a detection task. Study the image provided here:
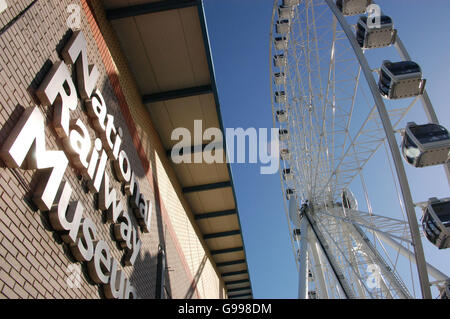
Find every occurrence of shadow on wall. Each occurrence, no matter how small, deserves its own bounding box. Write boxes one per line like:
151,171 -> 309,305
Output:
184,254 -> 208,299
147,145 -> 175,299
125,145 -> 173,298
101,70 -> 150,177
129,251 -> 156,299
94,78 -> 163,298
122,112 -> 174,299
98,57 -> 216,299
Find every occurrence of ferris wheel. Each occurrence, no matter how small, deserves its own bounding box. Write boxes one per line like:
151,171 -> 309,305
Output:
270,0 -> 450,299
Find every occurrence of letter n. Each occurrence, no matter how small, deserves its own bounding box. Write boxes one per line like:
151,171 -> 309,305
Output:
62,31 -> 100,100
0,107 -> 69,211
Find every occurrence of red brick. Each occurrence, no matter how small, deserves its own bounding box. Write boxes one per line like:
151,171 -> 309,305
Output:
24,282 -> 38,298
12,238 -> 27,256
0,269 -> 15,289
32,280 -> 50,296
5,253 -> 21,272
25,253 -> 40,270
0,221 -> 16,243
1,237 -> 18,257
1,285 -> 19,299
19,267 -> 35,286
40,279 -> 54,296
0,206 -> 11,225
20,238 -> 36,256
13,284 -> 29,299
9,268 -> 26,287
28,265 -> 43,284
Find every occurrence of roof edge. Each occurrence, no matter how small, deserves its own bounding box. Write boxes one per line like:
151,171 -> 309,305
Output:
196,0 -> 254,299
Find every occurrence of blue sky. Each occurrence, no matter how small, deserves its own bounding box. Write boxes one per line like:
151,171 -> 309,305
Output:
203,0 -> 450,298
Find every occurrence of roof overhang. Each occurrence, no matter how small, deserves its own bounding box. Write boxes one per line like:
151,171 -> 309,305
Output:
101,0 -> 252,299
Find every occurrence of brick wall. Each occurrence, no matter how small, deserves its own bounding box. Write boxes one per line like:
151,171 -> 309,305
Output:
0,0 -> 212,299
87,1 -> 227,299
0,0 -> 35,31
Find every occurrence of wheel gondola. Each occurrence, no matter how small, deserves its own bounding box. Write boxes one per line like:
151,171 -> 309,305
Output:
274,72 -> 286,85
278,5 -> 294,20
274,36 -> 288,51
275,91 -> 287,104
280,148 -> 291,161
356,15 -> 396,49
276,19 -> 290,34
421,197 -> 450,249
283,168 -> 293,180
283,0 -> 299,7
273,54 -> 287,68
276,109 -> 288,122
378,60 -> 426,99
401,122 -> 450,167
279,128 -> 289,141
336,0 -> 372,16
286,188 -> 296,200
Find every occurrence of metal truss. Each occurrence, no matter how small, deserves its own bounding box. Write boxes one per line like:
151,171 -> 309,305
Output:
307,206 -> 412,299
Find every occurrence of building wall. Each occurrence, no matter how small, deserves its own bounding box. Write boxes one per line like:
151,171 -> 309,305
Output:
88,1 -> 227,299
0,0 -> 226,299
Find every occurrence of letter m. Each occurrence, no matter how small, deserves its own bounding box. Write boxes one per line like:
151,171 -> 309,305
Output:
0,107 -> 69,211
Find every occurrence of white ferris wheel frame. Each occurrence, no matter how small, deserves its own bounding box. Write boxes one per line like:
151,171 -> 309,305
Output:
270,0 -> 450,299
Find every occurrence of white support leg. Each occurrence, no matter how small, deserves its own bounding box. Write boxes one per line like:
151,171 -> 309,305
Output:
298,217 -> 309,299
375,231 -> 448,282
325,0 -> 433,298
309,234 -> 329,299
344,231 -> 367,298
